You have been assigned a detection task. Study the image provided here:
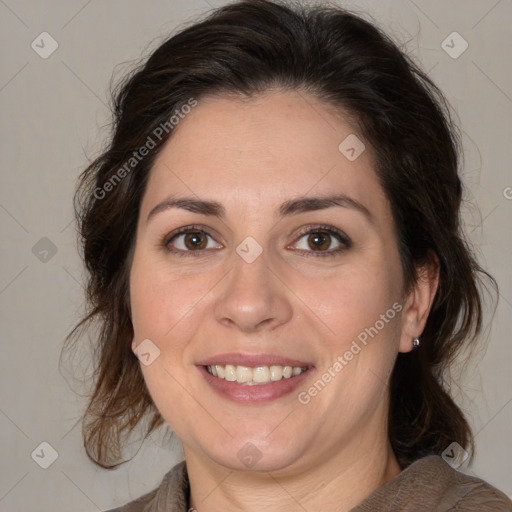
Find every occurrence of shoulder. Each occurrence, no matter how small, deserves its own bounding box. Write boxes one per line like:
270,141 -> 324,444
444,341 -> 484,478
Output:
352,455 -> 512,511
104,460 -> 189,512
431,456 -> 511,511
104,488 -> 158,512
449,469 -> 512,511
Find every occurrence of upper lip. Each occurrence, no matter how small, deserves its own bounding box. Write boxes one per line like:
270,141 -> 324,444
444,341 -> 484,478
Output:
197,353 -> 313,368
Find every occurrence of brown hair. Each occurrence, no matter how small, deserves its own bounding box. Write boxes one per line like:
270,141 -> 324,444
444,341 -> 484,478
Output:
65,0 -> 496,469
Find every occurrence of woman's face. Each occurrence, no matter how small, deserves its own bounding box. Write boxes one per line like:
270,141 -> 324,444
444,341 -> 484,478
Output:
129,91 -> 419,473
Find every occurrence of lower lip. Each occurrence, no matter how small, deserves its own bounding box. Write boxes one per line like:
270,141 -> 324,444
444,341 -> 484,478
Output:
198,366 -> 313,403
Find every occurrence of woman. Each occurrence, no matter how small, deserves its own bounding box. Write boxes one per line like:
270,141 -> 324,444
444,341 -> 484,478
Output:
68,1 -> 512,510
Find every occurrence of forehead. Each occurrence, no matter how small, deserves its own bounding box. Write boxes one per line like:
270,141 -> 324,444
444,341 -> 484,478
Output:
142,91 -> 389,219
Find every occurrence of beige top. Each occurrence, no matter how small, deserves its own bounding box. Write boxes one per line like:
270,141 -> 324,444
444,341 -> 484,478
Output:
106,455 -> 512,511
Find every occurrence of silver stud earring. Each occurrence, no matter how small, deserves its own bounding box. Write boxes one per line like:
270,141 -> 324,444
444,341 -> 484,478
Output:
412,337 -> 420,349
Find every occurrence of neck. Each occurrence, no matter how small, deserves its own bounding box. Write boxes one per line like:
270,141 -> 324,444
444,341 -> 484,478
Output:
185,429 -> 401,512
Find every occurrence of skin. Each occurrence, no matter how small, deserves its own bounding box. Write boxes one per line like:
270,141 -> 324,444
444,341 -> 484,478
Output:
129,90 -> 439,512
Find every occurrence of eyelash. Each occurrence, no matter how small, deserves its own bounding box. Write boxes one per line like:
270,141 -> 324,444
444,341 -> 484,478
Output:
161,224 -> 351,258
292,224 -> 352,257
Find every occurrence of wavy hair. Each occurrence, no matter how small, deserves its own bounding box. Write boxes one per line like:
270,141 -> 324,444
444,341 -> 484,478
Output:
64,0 -> 496,469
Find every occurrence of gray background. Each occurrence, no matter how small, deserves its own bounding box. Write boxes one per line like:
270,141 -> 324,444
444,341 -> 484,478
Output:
0,0 -> 511,510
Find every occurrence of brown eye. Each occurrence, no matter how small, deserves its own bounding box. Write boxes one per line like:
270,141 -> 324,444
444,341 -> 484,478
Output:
165,227 -> 222,253
307,232 -> 332,251
290,226 -> 351,256
183,231 -> 208,250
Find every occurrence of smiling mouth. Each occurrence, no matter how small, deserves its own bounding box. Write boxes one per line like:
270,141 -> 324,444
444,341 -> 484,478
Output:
205,364 -> 308,386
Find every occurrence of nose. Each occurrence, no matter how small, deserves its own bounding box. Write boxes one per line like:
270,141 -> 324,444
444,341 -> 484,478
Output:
213,250 -> 293,333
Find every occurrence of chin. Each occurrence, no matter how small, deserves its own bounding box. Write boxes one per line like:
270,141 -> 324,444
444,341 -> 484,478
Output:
202,433 -> 306,474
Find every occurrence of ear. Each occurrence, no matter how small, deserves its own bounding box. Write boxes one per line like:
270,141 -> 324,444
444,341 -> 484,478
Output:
398,253 -> 440,353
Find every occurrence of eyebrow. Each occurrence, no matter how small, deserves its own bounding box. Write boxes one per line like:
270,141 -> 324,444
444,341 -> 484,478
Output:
146,194 -> 373,224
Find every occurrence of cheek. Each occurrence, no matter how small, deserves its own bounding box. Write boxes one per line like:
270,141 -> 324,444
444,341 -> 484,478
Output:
129,252 -> 219,354
298,262 -> 401,346
297,253 -> 403,403
129,258 -> 211,427
305,271 -> 402,423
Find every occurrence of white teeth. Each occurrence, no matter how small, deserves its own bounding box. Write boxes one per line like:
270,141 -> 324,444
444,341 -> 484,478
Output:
215,364 -> 225,378
253,366 -> 270,383
236,365 -> 253,383
225,364 -> 237,381
270,365 -> 283,381
206,364 -> 307,385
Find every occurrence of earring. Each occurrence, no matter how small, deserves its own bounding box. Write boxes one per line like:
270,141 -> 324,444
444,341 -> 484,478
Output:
412,337 -> 420,349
